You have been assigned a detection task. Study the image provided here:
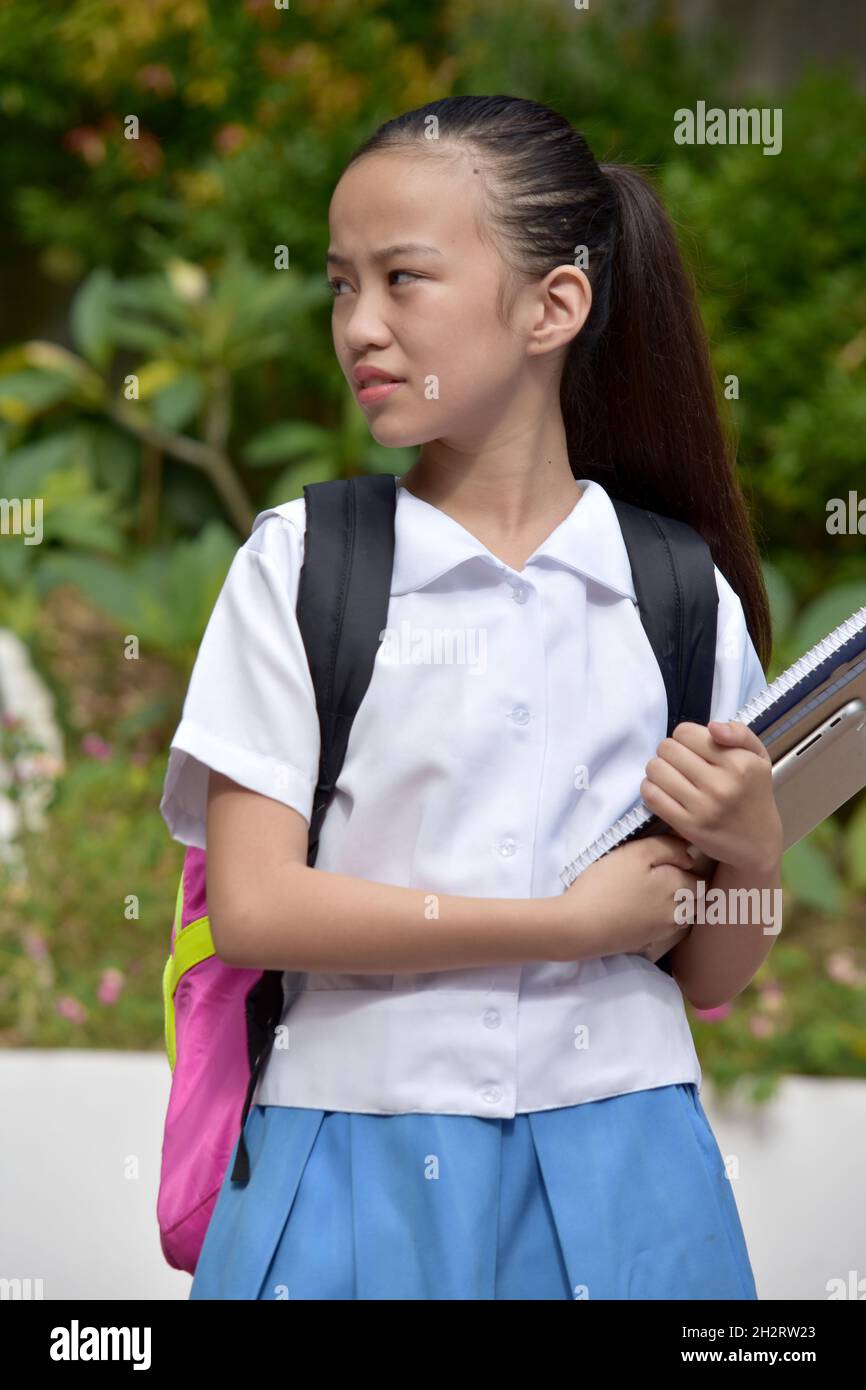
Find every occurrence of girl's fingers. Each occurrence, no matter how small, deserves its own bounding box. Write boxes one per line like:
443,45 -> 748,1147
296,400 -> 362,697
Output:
649,833 -> 694,870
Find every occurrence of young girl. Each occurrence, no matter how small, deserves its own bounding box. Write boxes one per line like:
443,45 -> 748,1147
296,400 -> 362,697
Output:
160,95 -> 782,1301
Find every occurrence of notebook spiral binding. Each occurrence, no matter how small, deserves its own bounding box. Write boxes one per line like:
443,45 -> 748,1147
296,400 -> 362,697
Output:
559,604 -> 866,890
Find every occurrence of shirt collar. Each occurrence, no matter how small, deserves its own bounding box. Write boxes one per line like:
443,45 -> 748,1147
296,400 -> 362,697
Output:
389,477 -> 637,601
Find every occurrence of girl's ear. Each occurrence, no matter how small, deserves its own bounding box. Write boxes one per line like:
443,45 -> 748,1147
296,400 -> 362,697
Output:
531,263 -> 592,355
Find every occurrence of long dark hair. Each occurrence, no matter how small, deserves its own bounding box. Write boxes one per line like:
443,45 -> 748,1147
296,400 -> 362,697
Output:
344,94 -> 772,671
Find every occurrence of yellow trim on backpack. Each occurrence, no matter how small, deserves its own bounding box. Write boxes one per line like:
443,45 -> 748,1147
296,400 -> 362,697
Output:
162,868 -> 216,1071
172,870 -> 184,935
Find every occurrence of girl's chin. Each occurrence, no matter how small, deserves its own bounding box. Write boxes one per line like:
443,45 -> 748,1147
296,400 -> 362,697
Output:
367,422 -> 430,450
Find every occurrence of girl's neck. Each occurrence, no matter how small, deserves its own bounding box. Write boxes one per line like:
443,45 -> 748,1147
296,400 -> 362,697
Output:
396,457 -> 585,574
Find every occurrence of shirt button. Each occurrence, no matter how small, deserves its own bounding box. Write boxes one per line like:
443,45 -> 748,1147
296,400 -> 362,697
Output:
510,583 -> 528,604
481,1085 -> 503,1105
496,837 -> 516,857
482,1008 -> 501,1029
510,703 -> 530,725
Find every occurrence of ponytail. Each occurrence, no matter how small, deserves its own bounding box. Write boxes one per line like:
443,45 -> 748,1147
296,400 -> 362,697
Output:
561,162 -> 771,668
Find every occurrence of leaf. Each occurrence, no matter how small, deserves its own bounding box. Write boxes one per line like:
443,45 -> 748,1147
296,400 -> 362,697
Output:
264,458 -> 334,506
0,369 -> 81,423
70,268 -> 116,371
0,341 -> 89,378
789,583 -> 866,654
760,559 -> 797,644
0,536 -> 33,587
78,421 -> 140,500
364,442 -> 416,475
150,373 -> 205,431
0,427 -> 133,542
243,421 -> 333,467
35,552 -> 143,619
133,360 -> 183,400
30,522 -> 238,659
782,837 -> 845,914
0,433 -> 86,496
844,795 -> 866,891
110,320 -> 177,357
30,462 -> 126,553
112,274 -> 191,331
0,579 -> 42,638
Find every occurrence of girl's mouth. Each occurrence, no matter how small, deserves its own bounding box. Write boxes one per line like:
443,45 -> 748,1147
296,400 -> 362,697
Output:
357,379 -> 405,404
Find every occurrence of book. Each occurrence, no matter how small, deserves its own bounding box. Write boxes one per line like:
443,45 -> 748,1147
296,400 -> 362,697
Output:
560,603 -> 866,890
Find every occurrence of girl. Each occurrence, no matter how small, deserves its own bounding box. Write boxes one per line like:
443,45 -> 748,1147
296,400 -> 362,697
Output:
160,95 -> 782,1300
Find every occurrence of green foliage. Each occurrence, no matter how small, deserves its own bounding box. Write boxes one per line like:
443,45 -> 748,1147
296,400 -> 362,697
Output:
0,0 -> 863,1086
691,938 -> 866,1103
33,521 -> 238,669
0,750 -> 180,1049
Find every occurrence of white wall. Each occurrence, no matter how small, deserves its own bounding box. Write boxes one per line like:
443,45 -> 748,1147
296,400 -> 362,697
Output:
0,1050 -> 863,1300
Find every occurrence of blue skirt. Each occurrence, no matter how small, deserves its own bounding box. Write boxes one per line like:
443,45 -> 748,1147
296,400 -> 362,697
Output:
189,1082 -> 757,1300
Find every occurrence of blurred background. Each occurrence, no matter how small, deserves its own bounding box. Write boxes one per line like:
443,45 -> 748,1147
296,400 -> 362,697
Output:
0,0 -> 864,1299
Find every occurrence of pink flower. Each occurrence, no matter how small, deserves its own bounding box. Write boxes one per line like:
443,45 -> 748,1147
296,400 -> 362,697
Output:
22,930 -> 49,961
62,126 -> 107,166
123,131 -> 164,179
136,64 -> 175,96
12,751 -> 62,785
81,733 -> 112,761
244,0 -> 280,27
56,996 -> 88,1025
214,123 -> 249,155
749,1015 -> 775,1038
2,711 -> 21,729
757,982 -> 784,1012
97,968 -> 125,1005
693,1002 -> 732,1023
825,952 -> 866,988
28,752 -> 64,777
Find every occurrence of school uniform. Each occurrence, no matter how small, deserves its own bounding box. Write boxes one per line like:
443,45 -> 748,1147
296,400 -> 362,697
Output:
160,477 -> 766,1300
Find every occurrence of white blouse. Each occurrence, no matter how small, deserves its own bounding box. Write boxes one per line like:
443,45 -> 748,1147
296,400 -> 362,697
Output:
159,477 -> 768,1117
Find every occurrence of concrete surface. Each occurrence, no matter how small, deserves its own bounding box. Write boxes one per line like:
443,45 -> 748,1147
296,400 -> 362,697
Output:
0,1049 -> 863,1300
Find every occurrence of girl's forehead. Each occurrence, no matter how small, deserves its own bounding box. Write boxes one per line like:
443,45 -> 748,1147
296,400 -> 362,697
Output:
329,156 -> 484,251
332,150 -> 482,216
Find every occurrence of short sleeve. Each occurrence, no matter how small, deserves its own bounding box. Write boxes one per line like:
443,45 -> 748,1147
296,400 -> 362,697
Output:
708,564 -> 768,724
159,500 -> 321,849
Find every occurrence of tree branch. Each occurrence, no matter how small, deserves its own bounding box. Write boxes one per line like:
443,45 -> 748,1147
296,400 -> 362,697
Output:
107,400 -> 255,536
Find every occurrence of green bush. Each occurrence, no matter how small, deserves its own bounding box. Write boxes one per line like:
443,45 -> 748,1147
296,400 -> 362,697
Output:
0,0 -> 863,1086
0,743 -> 178,1050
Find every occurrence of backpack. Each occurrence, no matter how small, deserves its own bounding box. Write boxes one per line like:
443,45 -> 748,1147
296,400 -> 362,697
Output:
157,471 -> 719,1274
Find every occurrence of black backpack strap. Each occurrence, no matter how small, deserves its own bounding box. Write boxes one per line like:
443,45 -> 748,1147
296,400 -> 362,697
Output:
610,499 -> 719,737
298,473 -> 399,866
230,473 -> 397,1185
609,498 -> 719,977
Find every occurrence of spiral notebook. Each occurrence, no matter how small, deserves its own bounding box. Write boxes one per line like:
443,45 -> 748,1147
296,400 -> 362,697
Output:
560,603 -> 866,889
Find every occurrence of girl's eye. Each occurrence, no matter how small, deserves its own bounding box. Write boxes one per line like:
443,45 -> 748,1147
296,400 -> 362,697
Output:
327,270 -> 420,297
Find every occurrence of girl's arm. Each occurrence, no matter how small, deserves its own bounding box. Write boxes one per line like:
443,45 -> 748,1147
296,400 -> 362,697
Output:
663,851 -> 783,1010
206,769 -> 566,972
207,771 -> 702,973
638,717 -> 785,1011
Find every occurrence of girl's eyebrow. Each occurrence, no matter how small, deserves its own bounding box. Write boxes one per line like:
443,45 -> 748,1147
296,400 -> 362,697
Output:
326,242 -> 444,268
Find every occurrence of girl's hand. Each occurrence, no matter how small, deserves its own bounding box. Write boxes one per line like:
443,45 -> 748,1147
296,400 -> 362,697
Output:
553,832 -> 700,961
640,720 -> 783,877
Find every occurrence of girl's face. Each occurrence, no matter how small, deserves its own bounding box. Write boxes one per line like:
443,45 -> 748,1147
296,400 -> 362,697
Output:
327,150 -> 567,453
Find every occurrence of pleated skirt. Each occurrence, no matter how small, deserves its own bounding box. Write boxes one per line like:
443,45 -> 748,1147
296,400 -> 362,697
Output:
189,1081 -> 758,1300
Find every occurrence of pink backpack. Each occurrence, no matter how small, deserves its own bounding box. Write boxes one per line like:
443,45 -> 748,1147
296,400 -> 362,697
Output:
156,475 -> 399,1272
158,848 -> 263,1270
